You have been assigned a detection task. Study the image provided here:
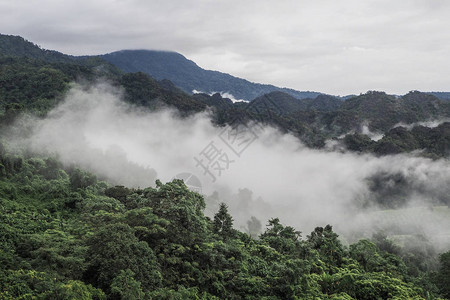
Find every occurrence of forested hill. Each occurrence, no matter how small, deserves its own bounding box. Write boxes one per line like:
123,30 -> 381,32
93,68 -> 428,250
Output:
2,33 -> 450,102
0,34 -> 75,63
101,49 -> 323,101
247,91 -> 342,114
0,34 -> 116,71
1,33 -> 449,157
0,35 -> 205,115
1,33 -> 450,299
204,90 -> 450,155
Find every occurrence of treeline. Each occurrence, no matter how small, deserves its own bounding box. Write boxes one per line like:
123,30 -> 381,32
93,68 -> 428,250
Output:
343,122 -> 450,158
0,147 -> 449,299
3,60 -> 449,158
2,34 -> 450,158
1,33 -> 450,299
0,55 -> 120,117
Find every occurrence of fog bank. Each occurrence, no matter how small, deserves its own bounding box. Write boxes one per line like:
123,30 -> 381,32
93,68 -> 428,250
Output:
8,83 -> 450,248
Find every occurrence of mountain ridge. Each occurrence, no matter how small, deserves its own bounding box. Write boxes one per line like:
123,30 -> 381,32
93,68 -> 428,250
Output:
101,49 -> 323,101
1,33 -> 450,157
1,33 -> 450,102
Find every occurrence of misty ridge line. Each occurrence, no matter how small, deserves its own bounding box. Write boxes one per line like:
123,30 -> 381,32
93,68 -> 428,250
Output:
8,82 -> 450,199
392,118 -> 450,130
352,117 -> 450,142
5,82 -> 450,247
8,84 -> 450,200
192,89 -> 249,103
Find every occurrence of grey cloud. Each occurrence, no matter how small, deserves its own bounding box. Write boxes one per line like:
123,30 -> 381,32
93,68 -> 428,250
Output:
8,83 -> 450,251
1,0 -> 450,94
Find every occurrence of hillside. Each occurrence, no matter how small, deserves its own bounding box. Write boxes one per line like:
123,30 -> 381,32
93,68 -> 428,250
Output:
0,33 -> 450,299
119,72 -> 206,113
0,34 -> 75,63
101,50 -> 322,101
247,92 -> 343,115
247,91 -> 307,114
0,35 -> 208,116
304,94 -> 343,111
0,34 -> 119,73
428,92 -> 450,101
1,33 -> 450,156
321,91 -> 450,133
343,122 -> 450,158
0,55 -> 117,115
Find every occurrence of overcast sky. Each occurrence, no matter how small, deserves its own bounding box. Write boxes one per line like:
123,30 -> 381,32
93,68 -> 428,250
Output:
1,0 -> 449,95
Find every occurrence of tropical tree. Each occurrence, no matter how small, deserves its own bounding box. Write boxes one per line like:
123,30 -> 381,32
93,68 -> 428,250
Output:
213,202 -> 234,239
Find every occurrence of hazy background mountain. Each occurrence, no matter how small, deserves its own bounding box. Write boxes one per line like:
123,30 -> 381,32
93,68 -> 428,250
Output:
101,50 -> 325,101
1,33 -> 449,157
428,92 -> 450,101
2,33 -> 450,102
1,33 -> 450,299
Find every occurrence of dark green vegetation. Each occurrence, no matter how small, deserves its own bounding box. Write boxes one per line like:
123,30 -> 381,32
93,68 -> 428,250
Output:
100,49 -> 450,102
207,90 -> 450,152
0,35 -> 121,117
337,91 -> 441,131
0,34 -> 449,298
343,122 -> 450,158
1,34 -> 450,157
0,35 -> 201,117
0,150 -> 449,299
0,55 -> 118,116
246,92 -> 342,114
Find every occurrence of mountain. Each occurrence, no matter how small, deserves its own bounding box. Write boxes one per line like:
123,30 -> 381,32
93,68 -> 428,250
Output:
0,34 -> 75,63
119,72 -> 206,113
0,34 -> 322,103
0,54 -> 122,115
192,92 -> 234,109
334,91 -> 450,132
248,91 -> 307,114
304,94 -> 343,111
0,34 -> 121,75
278,90 -> 450,147
1,33 -> 450,157
426,92 -> 450,101
343,122 -> 450,158
101,50 -> 322,101
226,92 -> 342,115
0,34 -> 208,115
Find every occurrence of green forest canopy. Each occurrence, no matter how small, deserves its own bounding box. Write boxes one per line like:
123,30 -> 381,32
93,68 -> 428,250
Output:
0,149 -> 449,299
0,34 -> 449,299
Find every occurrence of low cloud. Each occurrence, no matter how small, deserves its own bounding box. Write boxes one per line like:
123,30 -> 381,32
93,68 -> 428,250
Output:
2,0 -> 450,95
8,83 -> 450,250
393,118 -> 450,130
361,124 -> 384,141
192,89 -> 248,103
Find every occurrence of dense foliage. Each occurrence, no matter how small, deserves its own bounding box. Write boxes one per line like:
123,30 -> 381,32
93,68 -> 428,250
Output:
343,122 -> 450,158
0,149 -> 448,299
1,34 -> 450,157
0,33 -> 449,299
119,72 -> 206,113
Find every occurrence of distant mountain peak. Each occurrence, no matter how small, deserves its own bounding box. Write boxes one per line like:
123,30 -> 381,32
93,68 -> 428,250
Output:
101,49 -> 323,101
